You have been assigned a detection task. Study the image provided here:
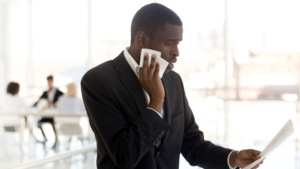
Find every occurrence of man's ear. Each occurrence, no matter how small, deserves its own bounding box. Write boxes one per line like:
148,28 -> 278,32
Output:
135,32 -> 150,48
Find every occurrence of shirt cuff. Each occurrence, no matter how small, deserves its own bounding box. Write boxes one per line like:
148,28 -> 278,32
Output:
146,107 -> 162,118
228,151 -> 237,169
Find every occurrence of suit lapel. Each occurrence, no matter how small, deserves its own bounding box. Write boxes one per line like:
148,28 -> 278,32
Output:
158,73 -> 172,151
114,52 -> 147,116
54,90 -> 59,103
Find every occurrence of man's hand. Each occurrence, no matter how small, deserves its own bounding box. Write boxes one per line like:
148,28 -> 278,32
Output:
230,149 -> 264,169
139,53 -> 165,114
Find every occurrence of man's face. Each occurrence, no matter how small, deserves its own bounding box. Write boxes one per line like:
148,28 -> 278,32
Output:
148,23 -> 183,74
47,80 -> 54,89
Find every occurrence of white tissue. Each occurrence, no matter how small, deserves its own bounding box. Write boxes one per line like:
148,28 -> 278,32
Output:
140,48 -> 169,78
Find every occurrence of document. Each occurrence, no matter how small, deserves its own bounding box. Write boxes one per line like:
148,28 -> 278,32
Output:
243,119 -> 294,169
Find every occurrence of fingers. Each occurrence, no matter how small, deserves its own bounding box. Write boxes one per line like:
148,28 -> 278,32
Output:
153,62 -> 160,78
252,149 -> 261,155
148,54 -> 156,76
142,53 -> 149,76
251,163 -> 260,169
140,53 -> 158,79
250,149 -> 261,159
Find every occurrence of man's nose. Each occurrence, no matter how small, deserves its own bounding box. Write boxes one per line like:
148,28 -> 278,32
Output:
172,45 -> 180,57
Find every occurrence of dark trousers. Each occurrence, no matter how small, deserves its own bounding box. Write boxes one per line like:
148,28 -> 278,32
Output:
38,117 -> 57,141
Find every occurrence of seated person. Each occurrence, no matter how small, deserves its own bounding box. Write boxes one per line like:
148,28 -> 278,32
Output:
57,83 -> 86,115
2,82 -> 28,131
56,83 -> 86,146
34,75 -> 63,145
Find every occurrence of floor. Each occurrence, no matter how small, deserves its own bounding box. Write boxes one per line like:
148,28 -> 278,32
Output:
0,123 -> 95,169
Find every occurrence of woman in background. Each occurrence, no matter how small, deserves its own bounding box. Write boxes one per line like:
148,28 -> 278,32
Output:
2,82 -> 28,130
56,83 -> 86,148
57,83 -> 86,114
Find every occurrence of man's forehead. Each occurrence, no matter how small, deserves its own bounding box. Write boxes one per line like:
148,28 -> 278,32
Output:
156,24 -> 183,41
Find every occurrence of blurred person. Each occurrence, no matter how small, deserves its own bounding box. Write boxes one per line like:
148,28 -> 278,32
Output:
81,3 -> 264,169
34,75 -> 63,146
2,82 -> 28,131
57,83 -> 86,114
56,83 -> 86,148
34,75 -> 63,108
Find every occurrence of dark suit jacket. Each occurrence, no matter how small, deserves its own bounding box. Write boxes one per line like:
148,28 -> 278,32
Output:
81,52 -> 232,169
34,88 -> 64,107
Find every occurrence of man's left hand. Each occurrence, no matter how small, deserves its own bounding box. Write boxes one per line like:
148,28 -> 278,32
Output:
230,149 -> 265,169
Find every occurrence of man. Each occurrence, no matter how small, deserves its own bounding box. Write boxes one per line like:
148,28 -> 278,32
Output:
81,3 -> 264,169
34,75 -> 63,145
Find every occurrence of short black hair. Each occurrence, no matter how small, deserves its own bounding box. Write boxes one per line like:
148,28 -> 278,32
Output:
130,3 -> 182,44
6,82 -> 20,95
47,75 -> 53,81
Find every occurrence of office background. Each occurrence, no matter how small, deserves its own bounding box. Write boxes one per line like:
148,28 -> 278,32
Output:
1,0 -> 300,168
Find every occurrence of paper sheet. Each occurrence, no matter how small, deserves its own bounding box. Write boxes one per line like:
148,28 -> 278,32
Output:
243,119 -> 294,169
140,48 -> 169,78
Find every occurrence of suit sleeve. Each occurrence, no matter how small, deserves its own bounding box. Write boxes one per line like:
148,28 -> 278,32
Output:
53,90 -> 64,104
81,73 -> 170,169
179,77 -> 232,169
33,92 -> 47,107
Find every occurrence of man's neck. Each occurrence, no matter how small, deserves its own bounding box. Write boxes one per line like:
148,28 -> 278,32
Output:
128,46 -> 141,65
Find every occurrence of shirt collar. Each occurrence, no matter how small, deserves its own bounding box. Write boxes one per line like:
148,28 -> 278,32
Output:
123,47 -> 140,77
48,87 -> 57,93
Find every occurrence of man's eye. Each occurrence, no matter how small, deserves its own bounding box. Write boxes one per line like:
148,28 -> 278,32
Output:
166,42 -> 172,46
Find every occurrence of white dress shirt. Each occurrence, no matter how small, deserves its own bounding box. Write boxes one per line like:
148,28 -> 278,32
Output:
1,94 -> 28,126
57,96 -> 86,115
123,48 -> 235,168
55,96 -> 86,124
47,88 -> 57,104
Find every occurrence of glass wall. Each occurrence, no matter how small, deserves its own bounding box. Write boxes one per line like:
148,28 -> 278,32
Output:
30,0 -> 88,100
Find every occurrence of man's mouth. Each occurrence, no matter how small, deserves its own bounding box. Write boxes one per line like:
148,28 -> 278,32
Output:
167,60 -> 177,69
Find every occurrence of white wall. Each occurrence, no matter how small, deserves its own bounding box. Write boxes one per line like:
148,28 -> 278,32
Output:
0,3 -> 8,111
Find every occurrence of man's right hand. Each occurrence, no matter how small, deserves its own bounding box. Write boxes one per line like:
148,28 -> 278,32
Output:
139,53 -> 165,114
